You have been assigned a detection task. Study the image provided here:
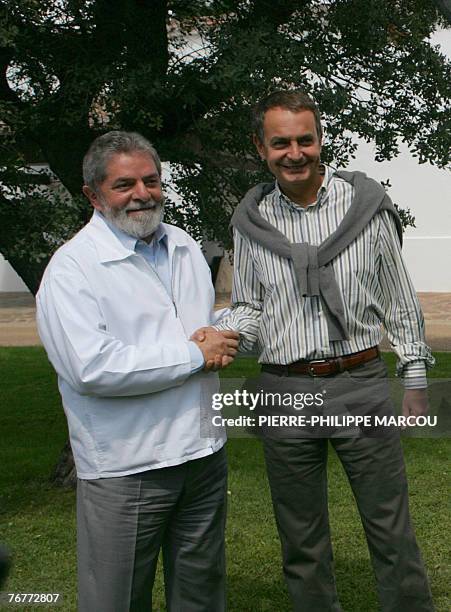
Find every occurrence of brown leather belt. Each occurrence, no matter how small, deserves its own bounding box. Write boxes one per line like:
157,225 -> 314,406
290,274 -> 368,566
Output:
261,347 -> 380,377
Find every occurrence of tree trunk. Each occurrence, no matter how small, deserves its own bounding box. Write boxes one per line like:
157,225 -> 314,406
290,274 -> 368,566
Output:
2,255 -> 48,296
51,440 -> 77,489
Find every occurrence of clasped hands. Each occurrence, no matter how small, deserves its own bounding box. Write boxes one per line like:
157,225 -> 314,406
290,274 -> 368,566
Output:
190,327 -> 239,372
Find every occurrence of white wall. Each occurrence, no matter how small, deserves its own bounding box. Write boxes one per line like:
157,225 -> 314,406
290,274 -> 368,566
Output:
346,139 -> 451,291
0,253 -> 28,291
403,237 -> 451,291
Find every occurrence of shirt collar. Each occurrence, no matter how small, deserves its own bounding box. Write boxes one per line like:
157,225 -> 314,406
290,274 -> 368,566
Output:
137,223 -> 167,250
88,210 -> 171,263
276,163 -> 332,210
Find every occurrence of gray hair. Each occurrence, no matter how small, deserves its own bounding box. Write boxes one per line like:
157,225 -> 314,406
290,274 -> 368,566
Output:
252,90 -> 323,143
83,131 -> 162,191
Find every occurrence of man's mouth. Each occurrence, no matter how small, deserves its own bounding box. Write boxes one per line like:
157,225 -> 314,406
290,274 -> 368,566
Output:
126,203 -> 159,214
280,162 -> 309,170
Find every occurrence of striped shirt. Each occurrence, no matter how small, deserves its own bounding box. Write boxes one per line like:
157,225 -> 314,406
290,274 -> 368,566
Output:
215,165 -> 434,387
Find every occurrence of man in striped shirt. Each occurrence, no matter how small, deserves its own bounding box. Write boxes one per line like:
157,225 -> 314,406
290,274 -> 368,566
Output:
210,90 -> 435,611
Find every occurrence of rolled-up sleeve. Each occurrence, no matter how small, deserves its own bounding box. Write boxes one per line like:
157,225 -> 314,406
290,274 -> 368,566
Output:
377,210 -> 435,387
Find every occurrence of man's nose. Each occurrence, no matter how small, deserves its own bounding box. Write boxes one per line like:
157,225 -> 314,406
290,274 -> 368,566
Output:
287,142 -> 303,160
133,180 -> 149,201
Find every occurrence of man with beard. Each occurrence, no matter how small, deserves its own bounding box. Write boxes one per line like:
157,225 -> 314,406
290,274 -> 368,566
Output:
36,131 -> 238,611
207,90 -> 435,611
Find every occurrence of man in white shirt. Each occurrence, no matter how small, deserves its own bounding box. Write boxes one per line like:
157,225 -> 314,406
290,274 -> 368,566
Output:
36,131 -> 239,611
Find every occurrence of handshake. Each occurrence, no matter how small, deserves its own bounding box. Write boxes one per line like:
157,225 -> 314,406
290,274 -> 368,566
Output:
190,327 -> 239,372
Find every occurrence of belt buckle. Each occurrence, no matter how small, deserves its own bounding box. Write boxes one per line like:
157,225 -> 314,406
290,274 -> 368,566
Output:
307,359 -> 327,377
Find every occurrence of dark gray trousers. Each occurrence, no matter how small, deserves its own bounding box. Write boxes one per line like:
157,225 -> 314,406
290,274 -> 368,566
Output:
259,360 -> 434,612
77,447 -> 227,612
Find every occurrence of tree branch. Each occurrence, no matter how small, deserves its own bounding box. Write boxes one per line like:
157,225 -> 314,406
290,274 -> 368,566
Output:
433,0 -> 451,24
124,0 -> 169,76
0,47 -> 21,106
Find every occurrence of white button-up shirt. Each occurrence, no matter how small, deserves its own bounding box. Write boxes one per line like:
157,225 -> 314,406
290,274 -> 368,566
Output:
36,211 -> 226,479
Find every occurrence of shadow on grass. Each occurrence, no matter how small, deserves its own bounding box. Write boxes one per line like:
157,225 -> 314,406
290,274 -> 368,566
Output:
335,556 -> 379,611
226,556 -> 379,611
227,573 -> 290,611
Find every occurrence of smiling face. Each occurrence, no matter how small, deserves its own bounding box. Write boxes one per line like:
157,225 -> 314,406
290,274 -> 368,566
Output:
254,106 -> 323,205
83,151 -> 164,241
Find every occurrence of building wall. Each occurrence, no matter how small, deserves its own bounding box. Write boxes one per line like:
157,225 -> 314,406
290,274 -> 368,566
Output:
0,254 -> 28,292
402,237 -> 451,292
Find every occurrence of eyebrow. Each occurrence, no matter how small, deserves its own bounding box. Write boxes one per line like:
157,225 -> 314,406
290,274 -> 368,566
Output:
112,173 -> 160,186
270,134 -> 315,144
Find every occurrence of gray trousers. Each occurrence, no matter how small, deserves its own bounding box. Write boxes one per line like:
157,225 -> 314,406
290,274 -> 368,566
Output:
259,360 -> 434,612
77,447 -> 227,612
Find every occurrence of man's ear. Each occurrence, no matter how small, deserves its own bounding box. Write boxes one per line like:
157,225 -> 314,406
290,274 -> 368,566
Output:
318,124 -> 324,148
82,185 -> 102,211
253,134 -> 266,161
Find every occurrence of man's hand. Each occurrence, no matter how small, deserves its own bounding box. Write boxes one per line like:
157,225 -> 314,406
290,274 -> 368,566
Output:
191,327 -> 239,371
401,388 -> 429,427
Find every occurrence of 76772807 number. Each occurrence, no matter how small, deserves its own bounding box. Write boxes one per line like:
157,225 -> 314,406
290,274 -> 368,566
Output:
5,593 -> 61,604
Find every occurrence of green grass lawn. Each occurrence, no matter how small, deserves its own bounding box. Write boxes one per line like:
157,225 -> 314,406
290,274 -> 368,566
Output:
0,348 -> 449,611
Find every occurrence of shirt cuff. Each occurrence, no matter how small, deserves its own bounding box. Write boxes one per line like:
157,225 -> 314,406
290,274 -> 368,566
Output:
188,341 -> 205,374
211,307 -> 231,325
402,361 -> 427,389
211,321 -> 227,331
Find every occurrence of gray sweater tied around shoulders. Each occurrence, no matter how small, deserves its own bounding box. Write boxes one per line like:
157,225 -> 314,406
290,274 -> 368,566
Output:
230,170 -> 402,342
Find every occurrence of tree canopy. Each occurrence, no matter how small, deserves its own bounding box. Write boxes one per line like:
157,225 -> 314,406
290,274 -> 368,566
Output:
0,0 -> 450,293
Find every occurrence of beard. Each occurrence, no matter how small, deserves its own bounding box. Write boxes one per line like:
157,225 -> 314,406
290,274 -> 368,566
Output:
100,196 -> 165,240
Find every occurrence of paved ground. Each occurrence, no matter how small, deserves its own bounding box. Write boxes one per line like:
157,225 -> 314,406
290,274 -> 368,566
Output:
1,291 -> 450,350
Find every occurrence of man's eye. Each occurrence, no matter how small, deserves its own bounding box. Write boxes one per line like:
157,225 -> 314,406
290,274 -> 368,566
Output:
272,141 -> 288,148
